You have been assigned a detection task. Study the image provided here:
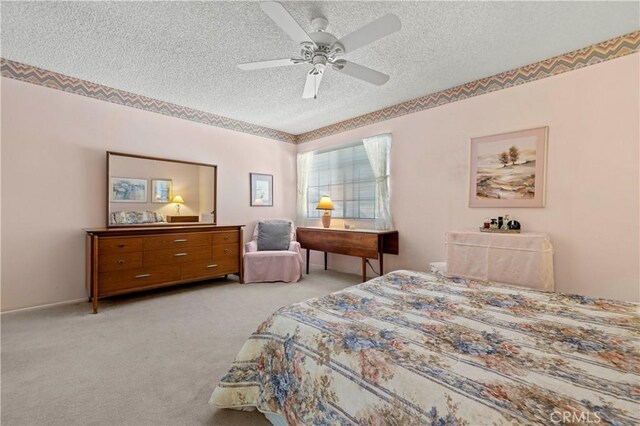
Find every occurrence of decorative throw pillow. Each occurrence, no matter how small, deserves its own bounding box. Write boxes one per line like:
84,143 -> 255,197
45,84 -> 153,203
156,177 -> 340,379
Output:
110,210 -> 167,224
257,221 -> 292,251
110,211 -> 138,224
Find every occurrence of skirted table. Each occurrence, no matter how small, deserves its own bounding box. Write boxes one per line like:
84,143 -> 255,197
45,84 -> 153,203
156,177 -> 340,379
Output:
445,230 -> 554,291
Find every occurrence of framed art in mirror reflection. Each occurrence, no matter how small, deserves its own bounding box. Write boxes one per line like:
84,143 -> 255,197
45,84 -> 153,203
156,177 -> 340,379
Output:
110,177 -> 147,203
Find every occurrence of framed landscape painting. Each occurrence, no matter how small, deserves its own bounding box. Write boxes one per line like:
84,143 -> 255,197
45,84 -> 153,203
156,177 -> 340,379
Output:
469,127 -> 548,207
110,177 -> 147,202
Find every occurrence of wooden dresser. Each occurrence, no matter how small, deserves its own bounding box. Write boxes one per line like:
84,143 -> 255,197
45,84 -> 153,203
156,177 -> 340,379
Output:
85,225 -> 244,313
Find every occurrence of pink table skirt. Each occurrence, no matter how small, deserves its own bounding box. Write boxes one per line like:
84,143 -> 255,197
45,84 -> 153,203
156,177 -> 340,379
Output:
445,230 -> 554,291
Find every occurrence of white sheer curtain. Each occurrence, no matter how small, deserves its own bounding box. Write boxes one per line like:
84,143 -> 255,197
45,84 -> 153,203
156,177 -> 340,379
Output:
363,133 -> 394,230
296,151 -> 314,226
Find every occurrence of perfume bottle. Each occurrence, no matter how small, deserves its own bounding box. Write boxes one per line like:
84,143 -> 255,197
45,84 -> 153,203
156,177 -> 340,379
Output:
490,219 -> 498,229
501,215 -> 510,230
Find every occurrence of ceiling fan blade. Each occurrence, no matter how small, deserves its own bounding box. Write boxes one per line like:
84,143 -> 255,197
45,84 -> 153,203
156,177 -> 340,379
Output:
238,58 -> 303,70
260,2 -> 315,45
335,14 -> 401,53
302,69 -> 324,99
332,60 -> 389,86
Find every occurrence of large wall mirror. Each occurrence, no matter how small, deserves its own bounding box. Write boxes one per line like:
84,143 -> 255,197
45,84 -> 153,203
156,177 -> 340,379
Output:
107,152 -> 217,227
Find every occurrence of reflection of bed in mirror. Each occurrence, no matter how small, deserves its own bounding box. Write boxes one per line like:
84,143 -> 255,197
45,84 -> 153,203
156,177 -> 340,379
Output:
107,152 -> 217,227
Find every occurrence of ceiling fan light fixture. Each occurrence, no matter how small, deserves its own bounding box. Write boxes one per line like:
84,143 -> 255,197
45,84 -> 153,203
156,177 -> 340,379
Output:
239,2 -> 400,99
312,55 -> 327,66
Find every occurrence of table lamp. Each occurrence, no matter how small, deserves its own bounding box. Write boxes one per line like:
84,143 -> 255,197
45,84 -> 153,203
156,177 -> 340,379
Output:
316,195 -> 334,228
171,195 -> 184,215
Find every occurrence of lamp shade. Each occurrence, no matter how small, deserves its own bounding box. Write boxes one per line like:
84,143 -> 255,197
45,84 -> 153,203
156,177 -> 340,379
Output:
171,195 -> 185,204
316,195 -> 334,210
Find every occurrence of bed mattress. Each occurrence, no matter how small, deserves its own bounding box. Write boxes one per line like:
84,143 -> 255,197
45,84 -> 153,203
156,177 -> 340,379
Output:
210,270 -> 639,425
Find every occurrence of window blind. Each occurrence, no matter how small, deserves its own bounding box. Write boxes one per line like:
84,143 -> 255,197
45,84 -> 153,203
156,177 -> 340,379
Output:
306,143 -> 376,219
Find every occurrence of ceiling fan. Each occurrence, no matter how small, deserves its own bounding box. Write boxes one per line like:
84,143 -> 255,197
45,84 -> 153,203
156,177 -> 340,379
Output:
238,2 -> 401,99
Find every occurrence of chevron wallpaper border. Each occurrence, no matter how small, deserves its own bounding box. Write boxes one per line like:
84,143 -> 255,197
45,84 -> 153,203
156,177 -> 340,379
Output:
0,58 -> 297,144
297,31 -> 640,143
1,31 -> 638,145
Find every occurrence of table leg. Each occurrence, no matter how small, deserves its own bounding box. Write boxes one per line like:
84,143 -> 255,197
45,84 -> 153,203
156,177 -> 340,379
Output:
324,252 -> 328,270
362,258 -> 367,282
306,249 -> 310,274
379,252 -> 384,276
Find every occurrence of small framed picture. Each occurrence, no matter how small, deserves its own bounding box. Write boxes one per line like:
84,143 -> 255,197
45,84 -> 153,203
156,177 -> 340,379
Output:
110,177 -> 147,203
151,179 -> 172,203
250,173 -> 273,207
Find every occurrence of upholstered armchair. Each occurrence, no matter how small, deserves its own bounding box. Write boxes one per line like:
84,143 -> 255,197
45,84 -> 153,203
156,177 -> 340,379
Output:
243,220 -> 303,283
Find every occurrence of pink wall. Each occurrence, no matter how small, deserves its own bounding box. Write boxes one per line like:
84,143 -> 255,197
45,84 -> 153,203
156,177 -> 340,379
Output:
1,53 -> 638,310
0,78 -> 297,311
299,53 -> 640,302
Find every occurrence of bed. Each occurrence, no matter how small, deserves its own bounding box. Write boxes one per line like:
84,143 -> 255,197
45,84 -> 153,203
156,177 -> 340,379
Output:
209,270 -> 639,425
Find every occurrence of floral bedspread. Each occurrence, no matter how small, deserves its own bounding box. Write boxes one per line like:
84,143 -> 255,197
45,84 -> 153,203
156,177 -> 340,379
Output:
209,270 -> 639,425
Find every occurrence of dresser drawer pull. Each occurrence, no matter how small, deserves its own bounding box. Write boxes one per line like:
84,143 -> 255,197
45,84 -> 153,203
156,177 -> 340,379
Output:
117,244 -> 126,248
135,274 -> 151,279
174,253 -> 188,257
224,236 -> 230,240
117,260 -> 126,264
206,264 -> 218,269
174,239 -> 188,243
224,249 -> 230,254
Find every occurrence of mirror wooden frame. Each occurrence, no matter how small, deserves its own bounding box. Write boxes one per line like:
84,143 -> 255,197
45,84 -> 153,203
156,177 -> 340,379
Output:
106,151 -> 218,228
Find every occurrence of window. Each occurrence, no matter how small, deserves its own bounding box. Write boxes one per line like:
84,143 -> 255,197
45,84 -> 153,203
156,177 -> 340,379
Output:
307,143 -> 376,219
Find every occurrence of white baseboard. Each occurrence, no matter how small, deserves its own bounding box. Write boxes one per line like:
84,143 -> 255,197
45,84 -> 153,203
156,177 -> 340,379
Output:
1,298 -> 88,315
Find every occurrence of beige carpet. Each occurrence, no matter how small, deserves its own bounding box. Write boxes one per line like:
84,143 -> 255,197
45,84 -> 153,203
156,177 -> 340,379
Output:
1,267 -> 360,426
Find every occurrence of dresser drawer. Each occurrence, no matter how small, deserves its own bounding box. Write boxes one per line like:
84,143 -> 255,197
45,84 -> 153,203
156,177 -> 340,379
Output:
98,265 -> 181,295
99,252 -> 143,273
209,244 -> 240,275
144,233 -> 211,251
143,246 -> 212,267
99,237 -> 143,254
212,231 -> 239,245
181,259 -> 237,280
213,243 -> 239,260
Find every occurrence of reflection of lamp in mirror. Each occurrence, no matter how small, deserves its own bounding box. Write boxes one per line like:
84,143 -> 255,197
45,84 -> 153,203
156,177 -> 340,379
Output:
316,195 -> 334,228
171,195 -> 184,215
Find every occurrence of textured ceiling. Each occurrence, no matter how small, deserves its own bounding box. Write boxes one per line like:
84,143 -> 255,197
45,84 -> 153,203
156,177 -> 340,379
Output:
1,1 -> 638,135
